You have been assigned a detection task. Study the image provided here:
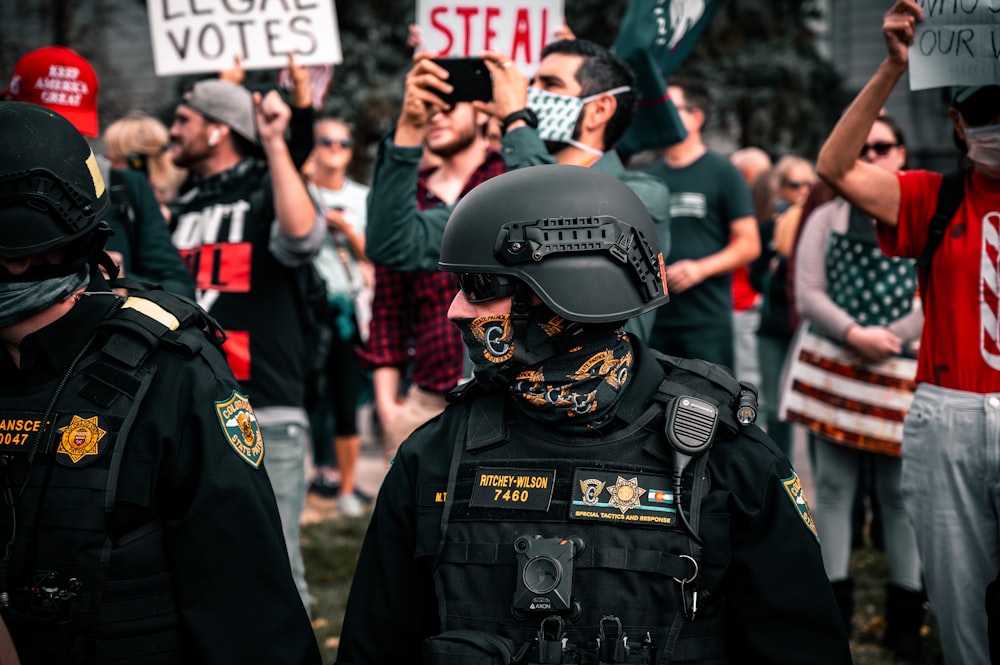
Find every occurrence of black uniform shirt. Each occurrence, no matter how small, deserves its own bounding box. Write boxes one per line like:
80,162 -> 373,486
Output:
0,276 -> 322,664
336,339 -> 852,665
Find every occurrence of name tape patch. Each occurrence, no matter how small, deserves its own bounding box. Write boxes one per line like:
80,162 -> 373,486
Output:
0,414 -> 46,452
570,468 -> 677,526
469,466 -> 556,511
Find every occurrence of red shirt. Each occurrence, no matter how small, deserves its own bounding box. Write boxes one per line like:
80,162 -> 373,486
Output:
877,168 -> 1000,392
731,265 -> 760,312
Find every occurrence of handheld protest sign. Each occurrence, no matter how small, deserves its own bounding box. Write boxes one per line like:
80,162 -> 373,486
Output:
146,0 -> 342,76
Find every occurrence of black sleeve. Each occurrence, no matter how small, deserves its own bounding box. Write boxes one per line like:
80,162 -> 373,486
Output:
715,435 -> 853,664
748,219 -> 775,293
288,105 -> 316,171
156,344 -> 322,664
336,437 -> 443,663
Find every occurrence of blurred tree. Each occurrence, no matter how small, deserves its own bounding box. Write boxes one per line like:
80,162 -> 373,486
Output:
1,0 -> 845,177
672,0 -> 848,157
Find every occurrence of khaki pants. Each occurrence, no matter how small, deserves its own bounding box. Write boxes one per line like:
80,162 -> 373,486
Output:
383,385 -> 448,461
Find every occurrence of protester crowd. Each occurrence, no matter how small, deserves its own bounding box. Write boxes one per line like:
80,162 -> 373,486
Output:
2,0 -> 998,662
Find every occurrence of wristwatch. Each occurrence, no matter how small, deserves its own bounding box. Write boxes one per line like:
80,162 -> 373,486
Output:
501,108 -> 539,134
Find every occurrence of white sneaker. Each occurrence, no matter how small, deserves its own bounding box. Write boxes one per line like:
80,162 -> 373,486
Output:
338,493 -> 364,517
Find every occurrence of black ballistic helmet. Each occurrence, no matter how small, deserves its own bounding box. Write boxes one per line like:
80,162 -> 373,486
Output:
440,164 -> 669,323
0,101 -> 110,258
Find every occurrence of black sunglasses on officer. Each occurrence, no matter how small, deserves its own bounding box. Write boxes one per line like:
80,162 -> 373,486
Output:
455,273 -> 517,303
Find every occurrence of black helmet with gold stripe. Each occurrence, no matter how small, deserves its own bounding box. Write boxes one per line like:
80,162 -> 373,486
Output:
0,101 -> 110,259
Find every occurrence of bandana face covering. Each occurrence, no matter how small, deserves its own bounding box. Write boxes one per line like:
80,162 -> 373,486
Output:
0,265 -> 89,328
527,86 -> 631,155
453,304 -> 634,433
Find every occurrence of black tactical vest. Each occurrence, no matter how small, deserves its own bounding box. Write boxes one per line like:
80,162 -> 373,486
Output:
428,352 -> 748,665
0,288 -> 224,664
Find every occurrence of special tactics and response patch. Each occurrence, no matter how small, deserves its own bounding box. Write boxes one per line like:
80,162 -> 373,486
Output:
56,414 -> 107,465
782,471 -> 818,540
215,391 -> 264,468
570,468 -> 676,526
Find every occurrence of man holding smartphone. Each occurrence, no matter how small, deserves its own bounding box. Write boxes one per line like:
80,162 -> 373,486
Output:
366,41 -> 671,344
361,52 -> 507,462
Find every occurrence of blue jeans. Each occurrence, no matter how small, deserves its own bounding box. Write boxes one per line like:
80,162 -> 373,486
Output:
259,415 -> 310,616
901,384 -> 1000,665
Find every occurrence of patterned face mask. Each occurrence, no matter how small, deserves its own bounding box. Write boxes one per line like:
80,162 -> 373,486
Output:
453,304 -> 634,433
527,85 -> 631,151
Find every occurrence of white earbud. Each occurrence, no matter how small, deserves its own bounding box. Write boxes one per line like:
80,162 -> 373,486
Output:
209,129 -> 221,146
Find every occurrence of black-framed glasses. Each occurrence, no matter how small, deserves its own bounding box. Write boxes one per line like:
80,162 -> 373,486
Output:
859,141 -> 900,157
316,136 -> 354,148
782,179 -> 814,189
455,273 -> 516,303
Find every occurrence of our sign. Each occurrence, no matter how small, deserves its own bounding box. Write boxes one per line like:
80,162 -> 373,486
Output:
416,0 -> 565,75
909,1 -> 1000,90
146,0 -> 342,77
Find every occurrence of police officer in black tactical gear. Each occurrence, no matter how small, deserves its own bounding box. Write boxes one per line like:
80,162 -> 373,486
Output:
336,164 -> 852,665
0,101 -> 322,664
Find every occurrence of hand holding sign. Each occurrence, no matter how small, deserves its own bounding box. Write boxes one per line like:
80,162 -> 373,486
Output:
884,0 -> 923,68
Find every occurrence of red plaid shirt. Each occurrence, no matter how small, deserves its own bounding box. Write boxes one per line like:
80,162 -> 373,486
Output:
360,148 -> 506,393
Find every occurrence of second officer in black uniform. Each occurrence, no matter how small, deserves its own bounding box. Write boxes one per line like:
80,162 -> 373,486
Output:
336,164 -> 852,665
0,102 -> 321,663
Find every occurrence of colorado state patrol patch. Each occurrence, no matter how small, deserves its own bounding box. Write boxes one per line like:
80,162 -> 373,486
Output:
56,414 -> 107,465
782,471 -> 818,540
215,391 -> 264,468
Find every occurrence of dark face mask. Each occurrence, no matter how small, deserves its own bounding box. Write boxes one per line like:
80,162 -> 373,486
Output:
0,264 -> 89,328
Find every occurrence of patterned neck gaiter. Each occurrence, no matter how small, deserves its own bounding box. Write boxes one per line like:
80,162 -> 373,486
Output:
453,304 -> 634,433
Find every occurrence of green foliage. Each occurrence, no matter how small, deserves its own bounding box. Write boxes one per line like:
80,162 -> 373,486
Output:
220,0 -> 847,178
674,0 -> 848,156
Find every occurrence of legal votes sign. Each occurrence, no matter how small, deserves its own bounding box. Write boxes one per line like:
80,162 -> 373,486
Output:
416,0 -> 565,75
147,0 -> 342,76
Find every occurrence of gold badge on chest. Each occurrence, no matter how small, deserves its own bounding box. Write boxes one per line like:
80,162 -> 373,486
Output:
57,414 -> 107,464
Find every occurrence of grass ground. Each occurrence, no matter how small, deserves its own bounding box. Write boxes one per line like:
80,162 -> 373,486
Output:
303,515 -> 943,664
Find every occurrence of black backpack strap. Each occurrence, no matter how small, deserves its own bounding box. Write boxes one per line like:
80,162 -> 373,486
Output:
917,168 -> 967,269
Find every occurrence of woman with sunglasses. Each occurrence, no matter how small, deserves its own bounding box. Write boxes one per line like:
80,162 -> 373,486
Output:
795,114 -> 925,662
817,2 -> 1000,663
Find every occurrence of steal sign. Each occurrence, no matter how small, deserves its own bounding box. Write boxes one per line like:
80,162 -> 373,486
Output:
416,0 -> 565,75
146,0 -> 342,76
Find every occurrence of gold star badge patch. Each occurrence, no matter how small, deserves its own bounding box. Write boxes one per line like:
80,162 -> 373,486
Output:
607,476 -> 645,514
57,415 -> 107,464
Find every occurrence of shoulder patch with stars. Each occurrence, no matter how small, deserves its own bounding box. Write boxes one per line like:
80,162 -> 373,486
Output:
215,391 -> 264,468
782,471 -> 818,540
56,414 -> 108,466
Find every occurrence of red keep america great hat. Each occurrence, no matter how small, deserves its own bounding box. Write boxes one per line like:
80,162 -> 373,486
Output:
5,46 -> 99,137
